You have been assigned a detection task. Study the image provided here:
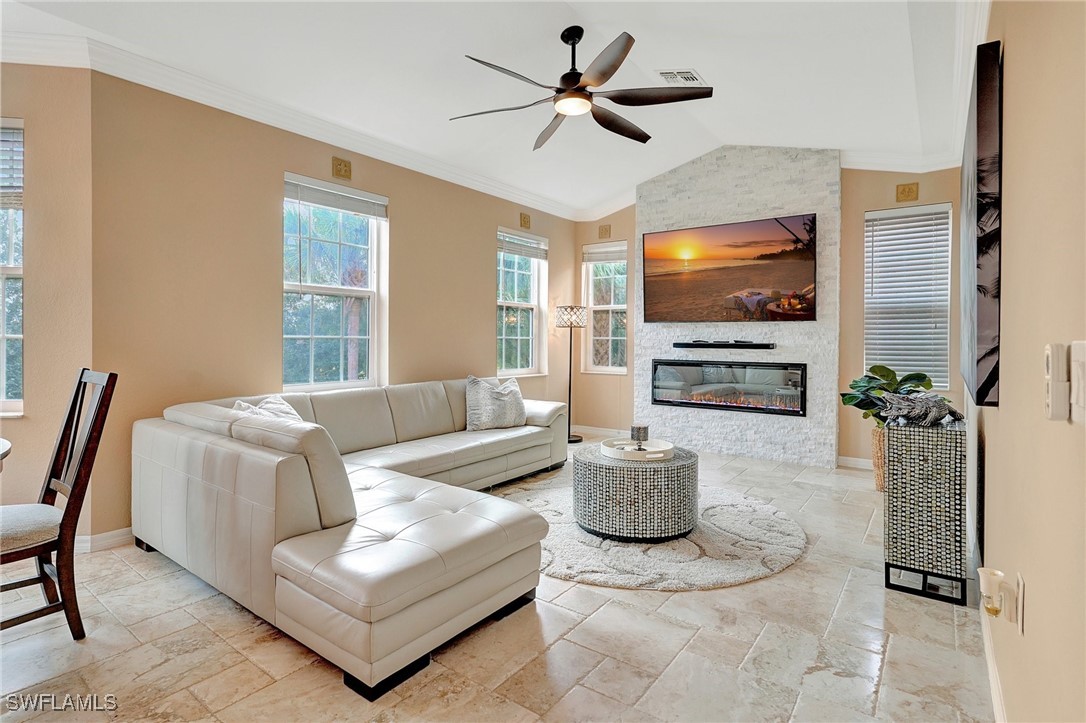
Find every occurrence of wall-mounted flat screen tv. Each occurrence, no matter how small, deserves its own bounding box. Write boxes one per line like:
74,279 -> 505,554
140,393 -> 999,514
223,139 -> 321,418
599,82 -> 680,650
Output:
642,213 -> 817,323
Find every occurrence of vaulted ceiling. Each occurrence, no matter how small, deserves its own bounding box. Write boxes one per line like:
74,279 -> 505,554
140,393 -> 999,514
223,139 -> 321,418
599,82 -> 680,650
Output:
1,1 -> 987,220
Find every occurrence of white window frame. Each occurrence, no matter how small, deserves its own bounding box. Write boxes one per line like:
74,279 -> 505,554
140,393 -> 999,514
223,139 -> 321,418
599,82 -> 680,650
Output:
1,119 -> 24,415
497,228 -> 548,376
863,202 -> 953,390
282,173 -> 388,391
582,240 -> 628,374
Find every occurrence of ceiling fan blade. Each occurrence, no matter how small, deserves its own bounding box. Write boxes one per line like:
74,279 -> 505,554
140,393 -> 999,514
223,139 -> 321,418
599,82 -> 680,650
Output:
594,86 -> 714,106
579,32 -> 634,88
450,96 -> 555,121
590,104 -> 650,144
465,55 -> 560,92
534,113 -> 566,150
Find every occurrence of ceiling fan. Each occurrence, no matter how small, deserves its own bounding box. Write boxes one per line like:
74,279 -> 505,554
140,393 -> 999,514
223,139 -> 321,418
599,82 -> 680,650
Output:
451,25 -> 713,150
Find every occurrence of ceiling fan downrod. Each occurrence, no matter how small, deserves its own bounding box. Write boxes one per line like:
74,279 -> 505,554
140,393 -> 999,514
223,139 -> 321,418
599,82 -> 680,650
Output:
560,25 -> 584,72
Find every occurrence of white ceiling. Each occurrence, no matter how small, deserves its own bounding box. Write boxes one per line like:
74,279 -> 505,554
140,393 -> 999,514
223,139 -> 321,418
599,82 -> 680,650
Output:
1,1 -> 986,220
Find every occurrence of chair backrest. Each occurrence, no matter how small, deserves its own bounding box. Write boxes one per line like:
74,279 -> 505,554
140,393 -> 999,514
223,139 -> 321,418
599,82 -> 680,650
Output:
39,369 -> 118,544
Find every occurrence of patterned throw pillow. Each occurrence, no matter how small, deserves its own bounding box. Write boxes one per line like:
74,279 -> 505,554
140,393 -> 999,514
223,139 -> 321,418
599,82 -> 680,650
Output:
702,365 -> 736,384
466,376 -> 527,431
233,395 -> 303,421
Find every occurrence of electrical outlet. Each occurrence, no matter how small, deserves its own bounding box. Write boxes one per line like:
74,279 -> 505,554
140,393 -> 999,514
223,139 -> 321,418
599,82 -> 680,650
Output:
519,213 -> 531,230
1016,573 -> 1025,635
598,224 -> 611,239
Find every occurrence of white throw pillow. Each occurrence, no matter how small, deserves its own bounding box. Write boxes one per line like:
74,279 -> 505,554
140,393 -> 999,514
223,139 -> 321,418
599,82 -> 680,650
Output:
466,376 -> 527,431
233,395 -> 303,421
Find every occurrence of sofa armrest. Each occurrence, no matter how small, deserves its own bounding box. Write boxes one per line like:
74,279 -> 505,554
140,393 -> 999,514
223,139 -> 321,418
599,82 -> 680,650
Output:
232,415 -> 356,529
523,399 -> 567,427
164,402 -> 247,436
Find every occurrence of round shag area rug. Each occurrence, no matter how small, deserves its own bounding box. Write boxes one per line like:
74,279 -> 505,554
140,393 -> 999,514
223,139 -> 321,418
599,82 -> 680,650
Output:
495,476 -> 807,591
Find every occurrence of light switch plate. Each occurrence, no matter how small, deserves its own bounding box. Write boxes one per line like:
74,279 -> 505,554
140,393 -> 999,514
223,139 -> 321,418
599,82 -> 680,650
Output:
1016,573 -> 1025,636
1071,341 -> 1086,424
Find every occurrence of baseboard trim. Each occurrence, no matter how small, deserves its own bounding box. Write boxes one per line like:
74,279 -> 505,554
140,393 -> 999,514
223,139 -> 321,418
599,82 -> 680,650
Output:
981,610 -> 1007,722
570,425 -> 623,438
837,455 -> 874,470
74,527 -> 134,554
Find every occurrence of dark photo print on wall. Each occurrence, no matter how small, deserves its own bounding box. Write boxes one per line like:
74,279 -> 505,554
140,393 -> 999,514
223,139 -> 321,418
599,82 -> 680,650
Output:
961,40 -> 1002,406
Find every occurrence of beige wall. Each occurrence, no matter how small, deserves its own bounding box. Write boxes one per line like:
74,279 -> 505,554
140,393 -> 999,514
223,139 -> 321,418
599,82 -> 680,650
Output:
981,3 -> 1085,721
3,65 -> 575,535
571,205 -> 636,431
838,168 -> 963,460
0,66 -> 95,534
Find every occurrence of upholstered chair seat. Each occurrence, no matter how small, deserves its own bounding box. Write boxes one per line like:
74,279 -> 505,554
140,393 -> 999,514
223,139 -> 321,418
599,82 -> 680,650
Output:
0,504 -> 64,553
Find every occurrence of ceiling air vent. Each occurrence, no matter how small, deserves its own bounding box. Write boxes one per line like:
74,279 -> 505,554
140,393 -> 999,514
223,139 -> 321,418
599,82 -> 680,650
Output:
655,69 -> 707,87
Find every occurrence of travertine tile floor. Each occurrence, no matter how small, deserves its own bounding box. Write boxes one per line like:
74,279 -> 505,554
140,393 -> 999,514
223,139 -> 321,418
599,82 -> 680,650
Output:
1,442 -> 993,722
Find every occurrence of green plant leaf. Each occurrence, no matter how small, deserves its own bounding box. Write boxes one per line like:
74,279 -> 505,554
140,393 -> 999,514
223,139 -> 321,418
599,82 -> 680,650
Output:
841,393 -> 863,406
869,365 -> 898,383
899,372 -> 931,387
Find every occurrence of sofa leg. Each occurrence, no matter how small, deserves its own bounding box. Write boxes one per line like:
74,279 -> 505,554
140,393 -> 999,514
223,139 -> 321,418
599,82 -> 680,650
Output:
343,654 -> 430,701
133,537 -> 157,553
547,461 -> 566,471
488,590 -> 536,621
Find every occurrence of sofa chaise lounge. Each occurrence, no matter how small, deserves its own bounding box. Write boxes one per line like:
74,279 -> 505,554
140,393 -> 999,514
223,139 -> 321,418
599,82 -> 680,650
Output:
130,378 -> 566,698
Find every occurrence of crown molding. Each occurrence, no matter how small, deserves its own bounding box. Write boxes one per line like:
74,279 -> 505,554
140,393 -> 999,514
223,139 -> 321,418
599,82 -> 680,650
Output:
0,31 -> 91,68
1,31 -> 583,220
577,190 -> 637,223
840,149 -> 963,174
2,21 -> 989,219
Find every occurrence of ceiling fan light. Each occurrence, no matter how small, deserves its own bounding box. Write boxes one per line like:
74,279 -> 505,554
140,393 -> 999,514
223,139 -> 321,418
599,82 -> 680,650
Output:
554,92 -> 592,116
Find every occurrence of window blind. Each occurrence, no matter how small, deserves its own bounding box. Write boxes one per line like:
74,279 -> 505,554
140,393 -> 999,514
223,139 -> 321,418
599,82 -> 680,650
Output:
582,240 -> 627,264
284,179 -> 387,219
498,230 -> 547,260
0,127 -> 24,210
863,203 -> 952,389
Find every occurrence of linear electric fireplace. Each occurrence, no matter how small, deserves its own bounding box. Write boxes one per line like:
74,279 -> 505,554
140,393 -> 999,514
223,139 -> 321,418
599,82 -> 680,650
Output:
652,359 -> 807,417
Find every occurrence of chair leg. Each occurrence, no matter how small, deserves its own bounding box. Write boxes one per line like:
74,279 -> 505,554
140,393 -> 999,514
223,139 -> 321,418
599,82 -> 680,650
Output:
36,553 -> 60,605
55,548 -> 84,640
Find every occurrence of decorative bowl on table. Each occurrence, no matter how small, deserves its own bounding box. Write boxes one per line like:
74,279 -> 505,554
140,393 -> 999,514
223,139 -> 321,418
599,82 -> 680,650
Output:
600,438 -> 675,461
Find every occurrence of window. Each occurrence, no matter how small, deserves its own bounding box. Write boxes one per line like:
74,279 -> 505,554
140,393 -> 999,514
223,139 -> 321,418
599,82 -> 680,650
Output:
1,123 -> 23,412
282,174 -> 387,388
496,230 -> 547,374
864,203 -> 952,389
582,241 -> 628,372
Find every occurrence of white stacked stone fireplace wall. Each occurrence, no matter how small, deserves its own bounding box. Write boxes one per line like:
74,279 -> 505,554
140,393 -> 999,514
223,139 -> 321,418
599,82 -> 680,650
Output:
634,145 -> 841,468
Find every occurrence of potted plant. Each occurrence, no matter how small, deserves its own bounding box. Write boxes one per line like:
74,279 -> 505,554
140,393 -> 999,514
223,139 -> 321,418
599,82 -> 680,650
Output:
840,365 -> 934,490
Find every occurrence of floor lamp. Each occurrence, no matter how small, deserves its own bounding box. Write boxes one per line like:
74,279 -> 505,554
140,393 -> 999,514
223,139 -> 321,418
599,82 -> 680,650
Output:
555,304 -> 587,444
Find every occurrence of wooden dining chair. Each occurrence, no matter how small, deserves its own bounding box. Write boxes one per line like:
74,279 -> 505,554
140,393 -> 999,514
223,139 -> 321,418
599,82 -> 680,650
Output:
0,368 -> 118,640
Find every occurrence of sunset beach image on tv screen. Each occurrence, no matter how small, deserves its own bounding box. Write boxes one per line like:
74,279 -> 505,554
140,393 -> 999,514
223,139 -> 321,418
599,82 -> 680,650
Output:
642,213 -> 816,323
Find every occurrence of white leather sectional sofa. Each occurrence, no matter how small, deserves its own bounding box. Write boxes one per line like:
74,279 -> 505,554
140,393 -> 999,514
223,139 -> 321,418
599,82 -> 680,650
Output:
130,378 -> 566,699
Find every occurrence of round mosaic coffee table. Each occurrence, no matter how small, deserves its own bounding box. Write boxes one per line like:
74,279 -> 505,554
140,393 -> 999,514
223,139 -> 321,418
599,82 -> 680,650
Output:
572,444 -> 699,542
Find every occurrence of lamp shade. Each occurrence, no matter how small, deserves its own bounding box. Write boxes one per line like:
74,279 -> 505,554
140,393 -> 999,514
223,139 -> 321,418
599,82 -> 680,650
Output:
555,305 -> 587,329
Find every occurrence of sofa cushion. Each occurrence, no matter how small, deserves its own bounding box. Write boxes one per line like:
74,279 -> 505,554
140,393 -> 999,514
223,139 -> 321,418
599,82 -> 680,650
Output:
743,368 -> 788,387
341,426 -> 553,479
271,471 -> 548,623
466,376 -> 526,431
309,388 -> 396,455
385,382 -> 456,443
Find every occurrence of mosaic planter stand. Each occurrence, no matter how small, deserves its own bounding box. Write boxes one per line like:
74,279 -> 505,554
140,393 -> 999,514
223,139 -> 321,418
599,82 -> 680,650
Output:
883,422 -> 968,605
572,444 -> 699,542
